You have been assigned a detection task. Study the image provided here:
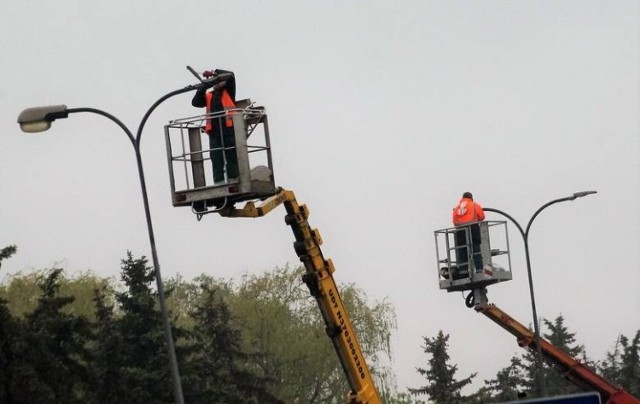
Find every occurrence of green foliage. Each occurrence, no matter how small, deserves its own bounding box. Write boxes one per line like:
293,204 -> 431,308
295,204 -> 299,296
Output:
543,316 -> 585,358
0,245 -> 17,267
600,331 -> 640,397
0,246 -> 19,403
111,252 -> 174,404
0,269 -> 113,321
509,315 -> 588,398
226,265 -> 397,403
7,268 -> 94,403
1,254 -> 396,403
465,386 -> 496,403
81,252 -> 281,404
0,270 -> 43,317
385,391 -> 427,404
164,273 -> 233,331
92,283 -> 125,404
3,246 -> 637,403
599,336 -> 622,385
182,283 -> 280,403
476,314 -> 634,402
617,331 -> 640,396
62,272 -> 114,321
229,266 -> 319,402
483,356 -> 526,402
542,316 -> 588,396
409,330 -> 477,403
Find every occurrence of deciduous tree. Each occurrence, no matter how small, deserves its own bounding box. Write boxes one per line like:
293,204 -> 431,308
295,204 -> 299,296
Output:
228,265 -> 397,403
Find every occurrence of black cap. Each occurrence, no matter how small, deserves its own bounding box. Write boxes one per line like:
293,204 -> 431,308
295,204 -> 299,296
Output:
462,192 -> 473,200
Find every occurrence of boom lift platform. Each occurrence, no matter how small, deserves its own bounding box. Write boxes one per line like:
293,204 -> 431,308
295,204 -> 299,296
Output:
433,224 -> 639,404
434,221 -> 513,308
165,71 -> 380,403
165,98 -> 277,214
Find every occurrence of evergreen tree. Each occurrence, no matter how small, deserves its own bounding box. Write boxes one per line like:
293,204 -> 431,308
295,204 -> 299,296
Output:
617,331 -> 640,396
91,283 -> 125,404
385,391 -> 426,404
466,386 -> 495,403
114,252 -> 173,404
408,330 -> 476,403
599,336 -> 622,385
0,245 -> 19,403
2,258 -> 399,402
518,315 -> 589,397
484,356 -> 526,402
541,315 -> 586,396
182,284 -> 281,403
0,245 -> 17,268
0,286 -> 17,403
11,268 -> 93,403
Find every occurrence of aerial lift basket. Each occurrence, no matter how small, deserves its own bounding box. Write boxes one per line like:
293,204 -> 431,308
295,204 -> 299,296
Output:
434,221 -> 513,293
164,99 -> 277,214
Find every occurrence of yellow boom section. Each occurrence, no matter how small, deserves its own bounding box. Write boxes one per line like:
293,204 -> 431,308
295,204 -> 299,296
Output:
221,188 -> 381,404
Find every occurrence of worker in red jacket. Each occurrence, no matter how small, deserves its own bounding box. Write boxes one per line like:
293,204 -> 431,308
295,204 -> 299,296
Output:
191,69 -> 238,184
452,192 -> 485,276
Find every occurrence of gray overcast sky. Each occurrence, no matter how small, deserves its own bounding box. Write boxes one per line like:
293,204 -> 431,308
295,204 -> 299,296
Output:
1,0 -> 638,394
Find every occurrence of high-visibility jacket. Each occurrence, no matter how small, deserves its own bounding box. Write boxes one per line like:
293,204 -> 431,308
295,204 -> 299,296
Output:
452,197 -> 485,226
205,88 -> 236,133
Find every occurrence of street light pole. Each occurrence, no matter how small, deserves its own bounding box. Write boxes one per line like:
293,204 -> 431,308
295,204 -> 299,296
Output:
485,191 -> 596,398
17,82 -> 209,404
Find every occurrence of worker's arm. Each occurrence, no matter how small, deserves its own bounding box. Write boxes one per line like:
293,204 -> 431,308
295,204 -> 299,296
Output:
213,69 -> 236,100
191,87 -> 207,108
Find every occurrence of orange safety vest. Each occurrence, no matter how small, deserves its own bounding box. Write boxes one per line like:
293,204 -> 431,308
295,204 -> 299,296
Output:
205,88 -> 236,132
452,197 -> 485,226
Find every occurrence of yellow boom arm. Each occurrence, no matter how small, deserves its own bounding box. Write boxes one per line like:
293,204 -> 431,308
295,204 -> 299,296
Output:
221,188 -> 381,404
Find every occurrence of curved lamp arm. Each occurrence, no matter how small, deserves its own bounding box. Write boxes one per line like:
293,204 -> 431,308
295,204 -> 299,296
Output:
66,107 -> 136,145
484,207 -> 525,239
135,83 -> 208,146
525,191 -> 597,236
17,81 -> 209,144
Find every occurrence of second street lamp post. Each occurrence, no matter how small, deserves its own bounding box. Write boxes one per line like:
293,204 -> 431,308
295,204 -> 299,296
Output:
485,191 -> 597,398
17,82 -> 210,404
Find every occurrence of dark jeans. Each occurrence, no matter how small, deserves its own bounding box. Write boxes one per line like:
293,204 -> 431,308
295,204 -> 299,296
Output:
209,126 -> 238,183
454,224 -> 483,274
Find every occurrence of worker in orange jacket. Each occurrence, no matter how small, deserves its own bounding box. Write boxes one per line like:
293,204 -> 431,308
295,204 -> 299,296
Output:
452,192 -> 485,276
452,191 -> 485,225
191,68 -> 238,184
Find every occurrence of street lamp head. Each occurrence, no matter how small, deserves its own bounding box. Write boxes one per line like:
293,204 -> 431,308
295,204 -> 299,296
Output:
17,105 -> 68,133
571,190 -> 598,200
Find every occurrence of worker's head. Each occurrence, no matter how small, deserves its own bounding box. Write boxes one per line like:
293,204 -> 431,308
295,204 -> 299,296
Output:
462,192 -> 473,200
